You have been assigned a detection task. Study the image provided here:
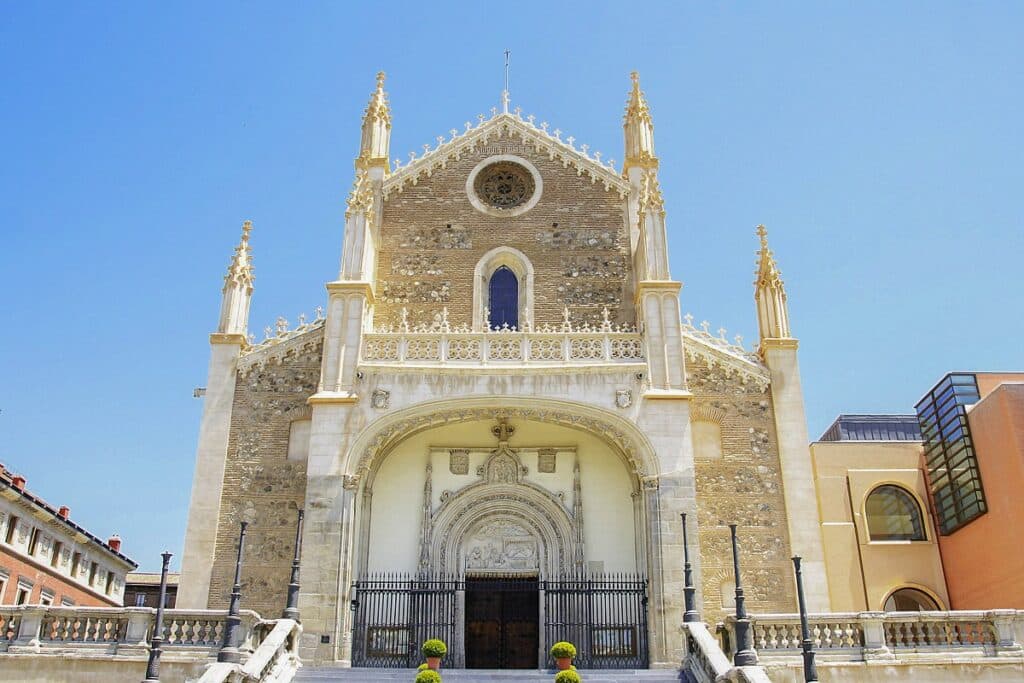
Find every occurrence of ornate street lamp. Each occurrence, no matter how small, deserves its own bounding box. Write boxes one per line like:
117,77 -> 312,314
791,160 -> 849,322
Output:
218,521 -> 248,663
283,509 -> 305,621
728,524 -> 757,666
680,513 -> 699,623
142,551 -> 173,682
792,556 -> 819,682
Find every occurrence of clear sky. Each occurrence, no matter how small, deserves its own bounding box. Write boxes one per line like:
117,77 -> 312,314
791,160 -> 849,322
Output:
2,2 -> 1021,572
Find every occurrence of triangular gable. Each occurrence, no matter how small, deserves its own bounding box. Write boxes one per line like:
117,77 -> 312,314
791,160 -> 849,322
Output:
382,112 -> 630,199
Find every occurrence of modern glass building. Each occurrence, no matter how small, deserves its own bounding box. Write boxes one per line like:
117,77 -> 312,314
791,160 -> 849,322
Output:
915,373 -> 986,534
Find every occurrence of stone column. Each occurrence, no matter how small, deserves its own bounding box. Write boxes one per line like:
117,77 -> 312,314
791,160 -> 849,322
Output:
636,395 -> 697,667
179,335 -> 243,608
762,340 -> 831,611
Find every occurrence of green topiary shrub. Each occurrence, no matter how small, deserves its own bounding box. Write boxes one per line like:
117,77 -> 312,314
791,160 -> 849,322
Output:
417,663 -> 430,671
550,641 -> 577,659
421,639 -> 448,658
554,670 -> 582,683
415,670 -> 442,683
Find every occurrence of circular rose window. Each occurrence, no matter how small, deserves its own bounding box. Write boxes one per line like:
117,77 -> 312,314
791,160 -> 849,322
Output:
474,161 -> 535,209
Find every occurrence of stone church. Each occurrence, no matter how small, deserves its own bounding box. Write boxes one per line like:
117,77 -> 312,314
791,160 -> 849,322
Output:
178,72 -> 829,669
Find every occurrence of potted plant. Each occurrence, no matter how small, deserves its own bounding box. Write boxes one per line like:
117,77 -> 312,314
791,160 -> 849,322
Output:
554,670 -> 582,683
421,639 -> 448,671
550,641 -> 577,671
415,670 -> 442,683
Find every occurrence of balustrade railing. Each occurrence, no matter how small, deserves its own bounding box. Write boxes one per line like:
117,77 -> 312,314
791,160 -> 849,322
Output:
361,330 -> 644,366
0,605 -> 262,655
722,610 -> 1024,664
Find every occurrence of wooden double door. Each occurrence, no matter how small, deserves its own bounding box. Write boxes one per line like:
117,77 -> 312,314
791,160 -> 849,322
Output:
464,577 -> 539,669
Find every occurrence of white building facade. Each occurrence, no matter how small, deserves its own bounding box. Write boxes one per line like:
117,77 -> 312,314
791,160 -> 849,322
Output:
179,73 -> 829,669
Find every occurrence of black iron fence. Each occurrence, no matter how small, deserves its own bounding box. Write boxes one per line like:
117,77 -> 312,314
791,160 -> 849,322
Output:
543,574 -> 648,669
350,573 -> 648,669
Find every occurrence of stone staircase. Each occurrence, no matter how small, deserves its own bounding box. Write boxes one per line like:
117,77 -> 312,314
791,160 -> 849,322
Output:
293,667 -> 686,682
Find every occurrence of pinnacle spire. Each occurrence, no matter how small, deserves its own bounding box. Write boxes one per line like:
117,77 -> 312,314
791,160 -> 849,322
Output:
224,220 -> 254,293
754,224 -> 792,341
358,71 -> 391,170
623,71 -> 657,170
218,220 -> 254,336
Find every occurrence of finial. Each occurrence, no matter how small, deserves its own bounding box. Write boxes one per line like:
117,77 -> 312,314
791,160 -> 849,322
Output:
502,49 -> 511,113
376,71 -> 386,90
756,224 -> 769,249
623,70 -> 657,169
241,219 -> 252,243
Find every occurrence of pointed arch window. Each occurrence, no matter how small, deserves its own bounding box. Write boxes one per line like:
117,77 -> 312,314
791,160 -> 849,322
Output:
488,266 -> 519,330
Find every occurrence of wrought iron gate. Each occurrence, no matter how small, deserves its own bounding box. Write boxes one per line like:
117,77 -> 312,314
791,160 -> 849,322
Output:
351,574 -> 458,668
351,573 -> 648,669
543,574 -> 648,669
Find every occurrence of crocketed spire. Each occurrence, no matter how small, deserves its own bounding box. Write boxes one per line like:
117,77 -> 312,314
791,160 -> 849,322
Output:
623,71 -> 657,170
358,71 -> 391,170
754,224 -> 792,341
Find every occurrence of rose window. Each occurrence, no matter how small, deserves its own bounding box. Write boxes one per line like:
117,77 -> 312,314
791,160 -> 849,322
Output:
473,162 -> 535,209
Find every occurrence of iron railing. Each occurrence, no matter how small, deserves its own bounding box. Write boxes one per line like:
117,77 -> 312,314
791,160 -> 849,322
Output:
350,573 -> 648,669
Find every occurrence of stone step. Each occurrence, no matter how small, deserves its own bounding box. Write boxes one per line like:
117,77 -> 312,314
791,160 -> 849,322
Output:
293,668 -> 684,682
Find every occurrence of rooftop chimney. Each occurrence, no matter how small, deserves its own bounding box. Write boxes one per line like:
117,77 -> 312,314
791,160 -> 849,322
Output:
107,535 -> 122,553
11,476 -> 26,491
58,506 -> 70,520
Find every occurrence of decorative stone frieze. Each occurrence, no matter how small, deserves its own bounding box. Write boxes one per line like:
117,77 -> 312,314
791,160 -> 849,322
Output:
397,225 -> 471,250
392,254 -> 444,276
561,255 -> 626,278
379,280 -> 451,305
539,227 -> 617,250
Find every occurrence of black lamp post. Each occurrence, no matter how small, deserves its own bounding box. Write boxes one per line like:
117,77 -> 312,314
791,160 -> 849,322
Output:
142,551 -> 173,682
218,521 -> 248,664
728,524 -> 757,666
283,509 -> 304,621
791,556 -> 819,682
680,513 -> 699,623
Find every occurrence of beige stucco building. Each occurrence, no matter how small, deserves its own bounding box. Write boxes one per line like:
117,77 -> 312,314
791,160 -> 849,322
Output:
178,72 -> 831,670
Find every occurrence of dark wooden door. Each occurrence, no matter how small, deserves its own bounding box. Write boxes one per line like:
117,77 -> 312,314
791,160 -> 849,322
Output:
465,577 -> 539,669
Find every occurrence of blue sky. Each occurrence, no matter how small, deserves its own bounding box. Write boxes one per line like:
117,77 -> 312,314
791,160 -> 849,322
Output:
1,3 -> 1021,572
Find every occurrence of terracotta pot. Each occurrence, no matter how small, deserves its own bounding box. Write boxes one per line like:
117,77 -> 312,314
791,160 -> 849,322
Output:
426,656 -> 441,670
556,657 -> 572,671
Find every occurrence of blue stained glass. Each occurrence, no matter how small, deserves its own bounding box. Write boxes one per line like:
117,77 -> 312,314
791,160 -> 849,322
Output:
488,266 -> 518,330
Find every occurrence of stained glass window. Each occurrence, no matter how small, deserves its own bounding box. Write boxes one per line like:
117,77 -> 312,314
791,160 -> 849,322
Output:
488,266 -> 518,330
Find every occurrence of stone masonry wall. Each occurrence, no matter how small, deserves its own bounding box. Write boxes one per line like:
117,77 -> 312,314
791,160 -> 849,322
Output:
377,139 -> 634,329
687,356 -> 796,623
206,342 -> 321,616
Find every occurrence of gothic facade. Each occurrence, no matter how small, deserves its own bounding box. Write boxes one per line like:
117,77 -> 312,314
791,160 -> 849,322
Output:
179,72 -> 830,668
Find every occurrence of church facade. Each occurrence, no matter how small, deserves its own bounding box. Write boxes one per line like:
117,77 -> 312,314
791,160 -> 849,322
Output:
178,73 -> 830,668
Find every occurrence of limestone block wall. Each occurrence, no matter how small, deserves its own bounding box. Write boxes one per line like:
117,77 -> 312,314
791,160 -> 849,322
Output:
687,356 -> 796,622
376,142 -> 634,329
206,343 -> 321,615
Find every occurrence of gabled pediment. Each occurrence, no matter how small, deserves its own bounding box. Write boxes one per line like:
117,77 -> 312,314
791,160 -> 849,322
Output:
382,112 -> 630,199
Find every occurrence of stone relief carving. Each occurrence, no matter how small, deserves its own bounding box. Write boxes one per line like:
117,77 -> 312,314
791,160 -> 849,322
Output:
615,389 -> 633,409
465,520 -> 538,571
417,419 -> 585,576
371,389 -> 390,410
356,407 -> 649,480
449,449 -> 469,475
537,448 -> 557,473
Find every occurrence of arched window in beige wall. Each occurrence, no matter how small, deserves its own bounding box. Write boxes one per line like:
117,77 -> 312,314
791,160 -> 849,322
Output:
883,587 -> 940,611
865,485 -> 926,541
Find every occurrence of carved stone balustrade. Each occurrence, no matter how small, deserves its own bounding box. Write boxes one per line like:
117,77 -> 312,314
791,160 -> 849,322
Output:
720,610 -> 1024,666
0,605 -> 262,656
360,329 -> 645,370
